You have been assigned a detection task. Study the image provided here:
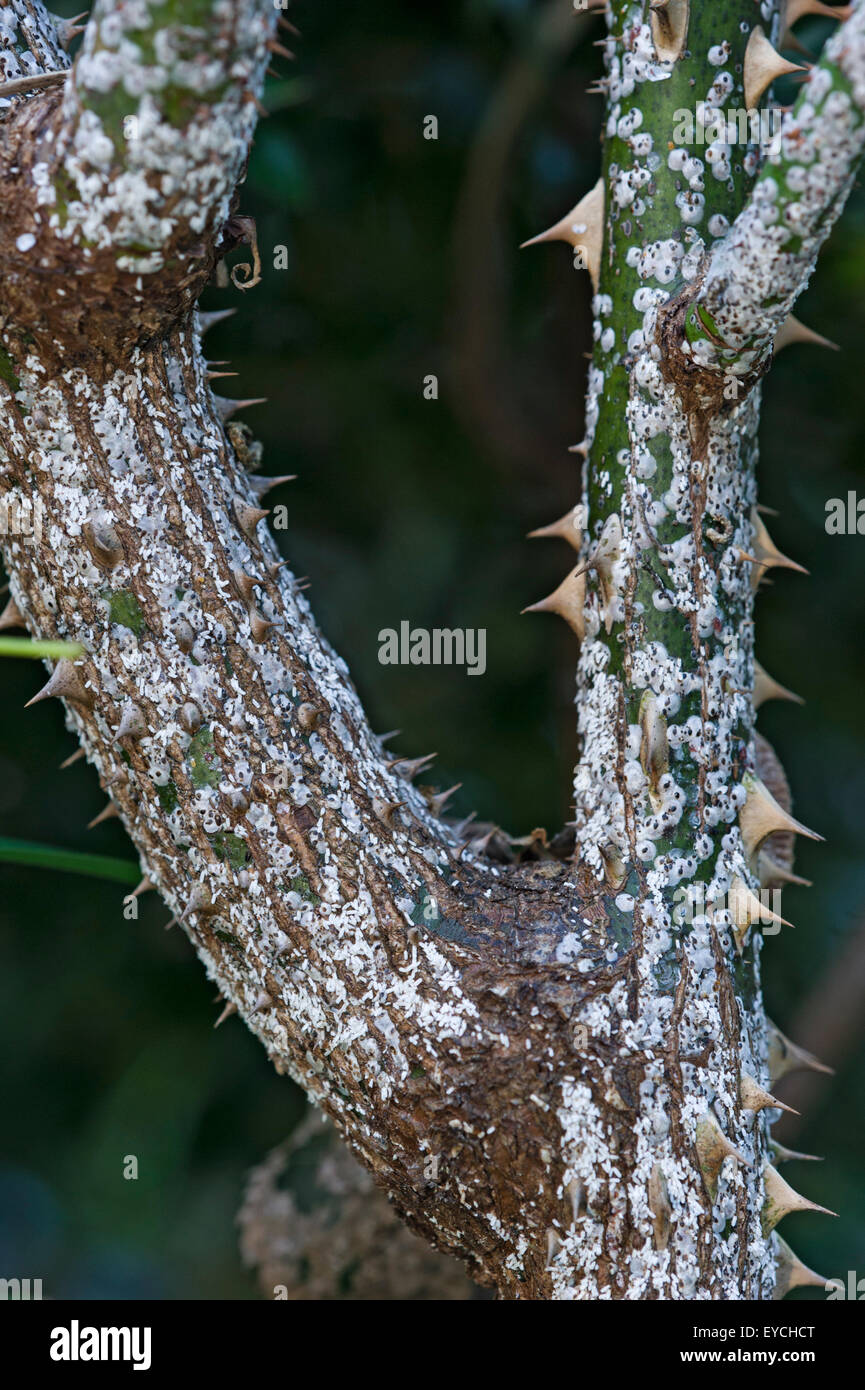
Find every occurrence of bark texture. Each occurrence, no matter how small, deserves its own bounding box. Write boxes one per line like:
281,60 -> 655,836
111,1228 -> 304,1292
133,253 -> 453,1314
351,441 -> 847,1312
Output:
238,1110 -> 480,1300
0,0 -> 859,1299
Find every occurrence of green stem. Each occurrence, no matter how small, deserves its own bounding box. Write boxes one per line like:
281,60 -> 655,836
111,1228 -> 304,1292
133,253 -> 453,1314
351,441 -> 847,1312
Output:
0,637 -> 84,659
0,837 -> 139,884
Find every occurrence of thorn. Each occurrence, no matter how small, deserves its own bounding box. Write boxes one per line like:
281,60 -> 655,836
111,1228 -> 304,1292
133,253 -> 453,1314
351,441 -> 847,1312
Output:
639,691 -> 669,811
232,569 -> 260,603
296,702 -> 321,733
767,1018 -> 834,1084
565,1177 -> 584,1223
383,755 -> 408,772
377,730 -> 402,748
87,801 -> 120,830
59,747 -> 86,769
648,1162 -> 672,1249
426,783 -> 462,816
55,11 -> 87,48
744,26 -> 807,111
464,824 -> 502,858
25,660 -> 93,710
128,876 -> 154,899
521,178 -> 604,291
754,659 -> 804,710
198,307 -> 237,334
770,1140 -> 824,1165
546,1227 -> 562,1267
83,515 -> 124,570
757,851 -> 812,889
568,440 -> 589,458
373,797 -> 404,827
266,39 -> 296,61
213,1000 -> 238,1029
177,701 -> 202,734
0,597 -> 24,631
726,875 -> 793,953
774,313 -> 839,353
113,701 -> 146,743
214,395 -> 267,421
163,916 -> 178,931
773,1235 -> 830,1300
587,513 -> 624,633
387,753 -> 437,780
522,566 -> 586,640
599,841 -> 628,890
649,0 -> 690,63
174,618 -> 196,654
0,70 -> 67,99
740,1071 -> 799,1116
268,560 -> 289,579
784,0 -> 851,28
527,505 -> 584,554
248,608 -> 275,643
277,14 -> 301,35
749,509 -> 808,589
253,96 -> 269,119
739,771 -> 823,860
762,1163 -> 837,1235
206,370 -> 238,382
233,499 -> 269,539
247,473 -> 296,500
695,1110 -> 751,1201
179,884 -> 215,923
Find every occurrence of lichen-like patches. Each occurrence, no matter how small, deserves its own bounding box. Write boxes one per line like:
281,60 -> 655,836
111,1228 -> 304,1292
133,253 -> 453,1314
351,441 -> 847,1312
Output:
46,0 -> 271,276
692,6 -> 865,358
557,0 -> 792,1298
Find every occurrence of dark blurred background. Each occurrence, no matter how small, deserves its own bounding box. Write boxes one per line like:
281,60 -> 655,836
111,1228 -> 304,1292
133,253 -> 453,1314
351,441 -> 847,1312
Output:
1,0 -> 863,1298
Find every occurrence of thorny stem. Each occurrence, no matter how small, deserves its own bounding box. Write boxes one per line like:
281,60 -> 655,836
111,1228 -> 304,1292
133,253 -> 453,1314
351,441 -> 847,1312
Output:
0,0 -> 861,1298
563,0 -> 776,1299
672,2 -> 865,371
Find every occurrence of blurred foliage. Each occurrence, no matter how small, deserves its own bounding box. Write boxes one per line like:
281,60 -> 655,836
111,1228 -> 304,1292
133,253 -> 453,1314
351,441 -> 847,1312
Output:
1,0 -> 863,1298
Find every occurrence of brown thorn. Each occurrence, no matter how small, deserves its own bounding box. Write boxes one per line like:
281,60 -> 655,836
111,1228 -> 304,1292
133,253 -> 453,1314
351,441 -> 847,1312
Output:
87,802 -> 120,830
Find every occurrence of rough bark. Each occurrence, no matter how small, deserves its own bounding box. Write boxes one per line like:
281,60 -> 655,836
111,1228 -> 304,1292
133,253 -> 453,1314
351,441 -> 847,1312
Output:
237,1110 -> 480,1300
0,0 -> 858,1299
